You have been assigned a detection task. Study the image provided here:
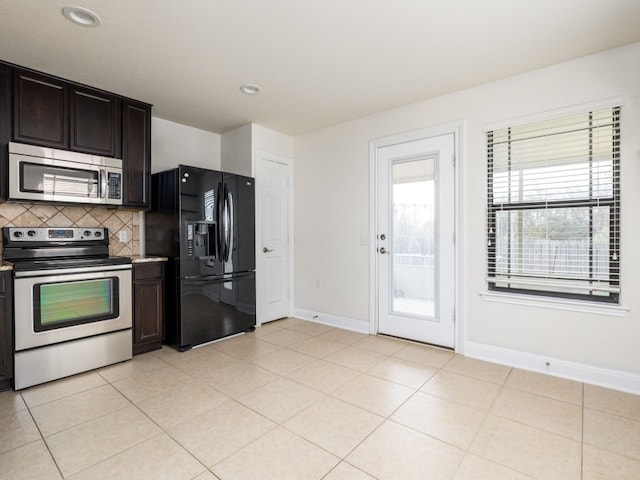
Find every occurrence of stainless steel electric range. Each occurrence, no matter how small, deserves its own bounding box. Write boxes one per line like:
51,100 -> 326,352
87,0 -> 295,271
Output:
2,227 -> 132,390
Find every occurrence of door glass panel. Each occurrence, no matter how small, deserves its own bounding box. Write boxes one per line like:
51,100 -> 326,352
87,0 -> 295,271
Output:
21,162 -> 100,198
392,157 -> 436,319
35,278 -> 118,330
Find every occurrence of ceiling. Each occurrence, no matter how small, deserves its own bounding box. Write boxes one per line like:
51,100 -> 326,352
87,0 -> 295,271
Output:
0,0 -> 639,136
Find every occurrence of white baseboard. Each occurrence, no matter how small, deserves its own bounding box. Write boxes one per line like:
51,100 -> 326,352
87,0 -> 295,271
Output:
290,310 -> 640,395
465,341 -> 640,395
293,308 -> 369,334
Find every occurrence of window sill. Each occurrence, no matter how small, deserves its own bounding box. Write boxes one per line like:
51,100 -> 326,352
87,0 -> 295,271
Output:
479,291 -> 629,317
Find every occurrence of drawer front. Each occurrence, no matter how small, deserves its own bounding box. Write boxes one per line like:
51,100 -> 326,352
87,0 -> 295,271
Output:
133,263 -> 163,281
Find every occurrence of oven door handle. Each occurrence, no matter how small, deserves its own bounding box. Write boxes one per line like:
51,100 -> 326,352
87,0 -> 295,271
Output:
14,263 -> 132,278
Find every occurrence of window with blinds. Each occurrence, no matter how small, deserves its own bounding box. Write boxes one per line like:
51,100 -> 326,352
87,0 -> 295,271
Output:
486,106 -> 621,303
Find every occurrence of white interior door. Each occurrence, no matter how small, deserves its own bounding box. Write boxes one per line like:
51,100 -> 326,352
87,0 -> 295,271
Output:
258,155 -> 291,323
376,133 -> 455,347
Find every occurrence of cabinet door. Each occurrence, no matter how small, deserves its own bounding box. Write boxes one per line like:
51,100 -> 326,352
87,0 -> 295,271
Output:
0,63 -> 11,200
133,263 -> 164,355
134,280 -> 163,344
70,87 -> 121,157
13,69 -> 68,148
0,272 -> 13,385
122,101 -> 151,208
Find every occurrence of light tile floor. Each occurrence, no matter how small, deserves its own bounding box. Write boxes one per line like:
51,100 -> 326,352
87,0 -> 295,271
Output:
2,318 -> 640,479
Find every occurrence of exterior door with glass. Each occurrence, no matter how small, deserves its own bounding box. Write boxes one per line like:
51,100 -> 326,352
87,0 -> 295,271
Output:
376,133 -> 455,347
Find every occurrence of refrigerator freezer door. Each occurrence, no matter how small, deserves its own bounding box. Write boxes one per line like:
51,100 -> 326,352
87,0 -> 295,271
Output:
177,272 -> 256,350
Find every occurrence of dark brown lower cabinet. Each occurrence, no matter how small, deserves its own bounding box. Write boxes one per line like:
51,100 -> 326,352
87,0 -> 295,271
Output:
0,271 -> 13,391
133,262 -> 164,355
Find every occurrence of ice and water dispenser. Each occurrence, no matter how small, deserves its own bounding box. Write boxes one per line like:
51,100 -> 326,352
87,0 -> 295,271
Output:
185,188 -> 217,259
186,221 -> 216,259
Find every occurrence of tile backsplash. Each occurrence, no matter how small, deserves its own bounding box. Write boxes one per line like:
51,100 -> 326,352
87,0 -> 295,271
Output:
0,203 -> 139,257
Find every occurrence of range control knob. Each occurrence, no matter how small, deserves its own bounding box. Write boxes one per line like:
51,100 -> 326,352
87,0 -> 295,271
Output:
27,230 -> 36,237
94,230 -> 102,237
83,230 -> 92,237
13,231 -> 23,238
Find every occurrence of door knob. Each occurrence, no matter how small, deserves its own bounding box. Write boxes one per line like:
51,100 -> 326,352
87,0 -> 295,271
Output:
262,247 -> 273,253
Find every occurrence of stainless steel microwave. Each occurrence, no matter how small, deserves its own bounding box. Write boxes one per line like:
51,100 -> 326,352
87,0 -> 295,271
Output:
8,142 -> 123,205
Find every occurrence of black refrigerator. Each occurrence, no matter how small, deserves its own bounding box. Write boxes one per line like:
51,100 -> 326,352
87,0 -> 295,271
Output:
145,165 -> 256,351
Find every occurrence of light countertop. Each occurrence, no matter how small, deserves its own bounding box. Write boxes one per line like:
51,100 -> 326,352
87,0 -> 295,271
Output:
130,256 -> 168,263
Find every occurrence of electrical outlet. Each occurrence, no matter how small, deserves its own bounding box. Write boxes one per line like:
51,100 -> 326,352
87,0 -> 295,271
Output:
315,276 -> 322,288
118,230 -> 128,242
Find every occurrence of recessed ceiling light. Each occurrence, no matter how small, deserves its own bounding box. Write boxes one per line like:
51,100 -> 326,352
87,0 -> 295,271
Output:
240,84 -> 262,95
62,6 -> 101,27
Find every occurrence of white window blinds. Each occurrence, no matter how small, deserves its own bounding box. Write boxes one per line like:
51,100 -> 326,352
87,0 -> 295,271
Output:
486,106 -> 621,303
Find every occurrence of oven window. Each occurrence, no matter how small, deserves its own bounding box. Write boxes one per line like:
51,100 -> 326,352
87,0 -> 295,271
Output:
34,278 -> 120,331
21,162 -> 100,198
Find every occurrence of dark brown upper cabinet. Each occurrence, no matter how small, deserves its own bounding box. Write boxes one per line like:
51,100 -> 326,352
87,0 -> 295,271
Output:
13,68 -> 123,158
122,100 -> 151,209
2,61 -> 152,209
13,69 -> 69,149
70,87 -> 121,157
0,64 -> 11,200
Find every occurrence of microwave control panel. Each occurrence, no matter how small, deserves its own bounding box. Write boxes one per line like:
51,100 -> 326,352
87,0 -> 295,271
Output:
107,172 -> 122,200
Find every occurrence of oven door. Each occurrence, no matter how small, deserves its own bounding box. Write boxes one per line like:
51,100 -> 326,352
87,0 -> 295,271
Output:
14,265 -> 132,351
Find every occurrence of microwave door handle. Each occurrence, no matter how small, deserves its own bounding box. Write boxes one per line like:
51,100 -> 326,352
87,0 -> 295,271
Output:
100,169 -> 107,199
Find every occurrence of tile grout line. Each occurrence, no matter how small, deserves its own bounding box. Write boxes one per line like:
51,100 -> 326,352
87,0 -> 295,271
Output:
20,391 -> 66,480
151,336 -> 340,477
22,359 -> 207,479
8,319 -> 639,479
451,366 -> 544,479
96,363 -> 216,480
275,325 -> 426,478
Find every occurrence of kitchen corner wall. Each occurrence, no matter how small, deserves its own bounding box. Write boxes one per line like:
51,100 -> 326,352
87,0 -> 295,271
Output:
294,42 -> 640,380
0,203 -> 138,257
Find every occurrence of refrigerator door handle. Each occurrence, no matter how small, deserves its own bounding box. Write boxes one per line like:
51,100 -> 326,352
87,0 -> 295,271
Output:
226,190 -> 234,262
222,183 -> 228,261
216,182 -> 224,260
182,271 -> 254,282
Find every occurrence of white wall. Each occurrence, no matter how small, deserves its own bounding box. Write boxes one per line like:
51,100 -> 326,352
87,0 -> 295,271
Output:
141,117 -> 221,254
293,42 -> 640,382
221,123 -> 294,177
151,117 -> 221,173
251,124 -> 294,162
220,124 -> 294,325
221,124 -> 252,176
